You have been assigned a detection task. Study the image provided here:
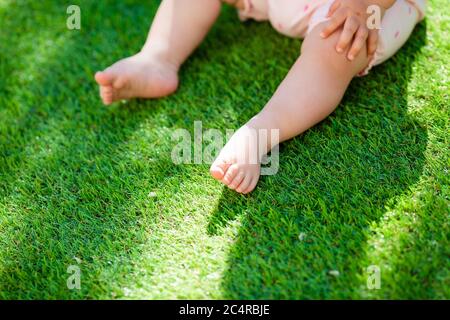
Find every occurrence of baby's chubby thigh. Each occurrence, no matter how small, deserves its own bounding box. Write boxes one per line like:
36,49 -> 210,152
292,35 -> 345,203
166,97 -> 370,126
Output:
301,21 -> 371,77
267,0 -> 322,37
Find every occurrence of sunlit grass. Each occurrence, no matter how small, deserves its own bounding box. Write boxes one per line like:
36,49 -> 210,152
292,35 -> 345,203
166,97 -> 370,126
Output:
0,0 -> 448,299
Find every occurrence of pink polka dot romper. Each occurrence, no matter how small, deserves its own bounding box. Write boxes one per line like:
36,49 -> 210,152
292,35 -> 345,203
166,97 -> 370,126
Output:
237,0 -> 427,75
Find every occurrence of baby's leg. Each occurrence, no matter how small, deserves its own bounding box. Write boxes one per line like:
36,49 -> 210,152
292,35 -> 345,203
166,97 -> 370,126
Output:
210,22 -> 370,193
95,0 -> 222,105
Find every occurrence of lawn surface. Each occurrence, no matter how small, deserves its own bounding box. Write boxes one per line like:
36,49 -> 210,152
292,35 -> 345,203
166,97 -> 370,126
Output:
0,0 -> 448,299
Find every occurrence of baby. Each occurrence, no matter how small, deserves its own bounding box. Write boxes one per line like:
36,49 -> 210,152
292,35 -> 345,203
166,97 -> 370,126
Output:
95,0 -> 426,194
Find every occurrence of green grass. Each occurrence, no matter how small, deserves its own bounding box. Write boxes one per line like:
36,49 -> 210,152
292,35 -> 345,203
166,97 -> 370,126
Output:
0,0 -> 448,299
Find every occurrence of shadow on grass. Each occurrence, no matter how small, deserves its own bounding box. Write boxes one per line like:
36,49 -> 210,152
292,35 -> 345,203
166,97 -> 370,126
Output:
0,1 -> 253,299
0,1 -> 435,299
207,22 -> 429,298
0,0 -> 184,299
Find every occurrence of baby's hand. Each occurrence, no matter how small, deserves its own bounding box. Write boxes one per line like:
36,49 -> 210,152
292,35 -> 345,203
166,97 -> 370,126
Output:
320,0 -> 384,61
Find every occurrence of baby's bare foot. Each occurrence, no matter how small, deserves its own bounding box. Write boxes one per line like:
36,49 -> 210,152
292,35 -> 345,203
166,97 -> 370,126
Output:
210,125 -> 262,194
95,52 -> 179,105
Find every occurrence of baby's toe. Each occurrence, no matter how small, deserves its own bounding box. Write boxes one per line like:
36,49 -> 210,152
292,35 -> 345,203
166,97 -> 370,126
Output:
95,71 -> 114,87
236,174 -> 253,194
242,176 -> 259,194
210,160 -> 230,181
228,170 -> 245,190
112,76 -> 127,91
100,86 -> 114,105
222,164 -> 239,185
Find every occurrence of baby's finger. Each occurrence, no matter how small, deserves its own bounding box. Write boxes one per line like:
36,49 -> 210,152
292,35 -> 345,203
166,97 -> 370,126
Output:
336,16 -> 359,53
348,26 -> 369,60
320,8 -> 347,38
326,0 -> 341,17
367,30 -> 379,56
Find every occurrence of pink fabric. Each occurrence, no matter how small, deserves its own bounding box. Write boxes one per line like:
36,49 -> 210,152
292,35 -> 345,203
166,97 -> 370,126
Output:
238,0 -> 427,75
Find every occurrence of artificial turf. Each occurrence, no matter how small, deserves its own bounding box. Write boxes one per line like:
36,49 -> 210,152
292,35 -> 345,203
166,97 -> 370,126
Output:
0,0 -> 448,299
